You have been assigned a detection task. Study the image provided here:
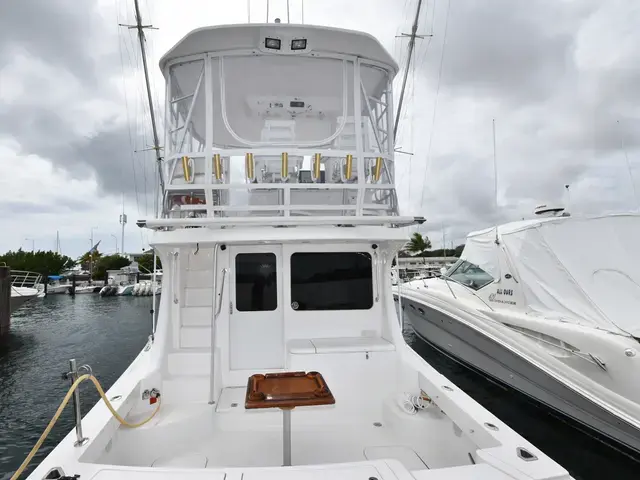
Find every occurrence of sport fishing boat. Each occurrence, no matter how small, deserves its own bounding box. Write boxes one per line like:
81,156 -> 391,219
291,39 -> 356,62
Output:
21,21 -> 571,480
396,208 -> 640,457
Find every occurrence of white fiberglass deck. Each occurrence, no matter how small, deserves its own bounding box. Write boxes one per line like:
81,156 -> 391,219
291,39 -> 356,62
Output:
100,387 -> 469,470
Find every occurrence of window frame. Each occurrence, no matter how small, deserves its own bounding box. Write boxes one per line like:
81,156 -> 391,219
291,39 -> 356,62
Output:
445,259 -> 494,291
289,251 -> 374,311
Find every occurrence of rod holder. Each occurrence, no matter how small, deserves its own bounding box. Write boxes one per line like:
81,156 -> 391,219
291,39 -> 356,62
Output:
341,154 -> 354,183
312,153 -> 321,183
182,156 -> 194,183
67,359 -> 89,447
245,153 -> 255,181
281,152 -> 289,182
373,157 -> 383,182
213,154 -> 222,180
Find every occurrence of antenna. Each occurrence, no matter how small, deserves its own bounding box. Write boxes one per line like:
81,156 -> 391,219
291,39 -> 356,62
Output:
120,0 -> 165,216
492,118 -> 499,244
266,0 -> 269,22
565,184 -> 571,211
617,120 -> 638,210
248,0 -> 251,22
120,193 -> 127,256
287,0 -> 290,23
492,118 -> 498,211
301,0 -> 304,23
393,0 -> 431,141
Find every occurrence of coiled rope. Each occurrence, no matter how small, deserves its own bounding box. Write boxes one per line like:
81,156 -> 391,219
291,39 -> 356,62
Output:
11,374 -> 161,480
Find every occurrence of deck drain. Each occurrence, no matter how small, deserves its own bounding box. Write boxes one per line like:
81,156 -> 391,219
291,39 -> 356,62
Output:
231,402 -> 238,408
517,447 -> 537,461
484,422 -> 499,431
373,422 -> 382,427
110,395 -> 122,401
442,385 -> 454,392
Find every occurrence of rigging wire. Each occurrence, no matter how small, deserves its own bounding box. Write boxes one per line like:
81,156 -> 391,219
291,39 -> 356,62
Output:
419,0 -> 452,211
131,25 -> 150,217
115,0 -> 141,218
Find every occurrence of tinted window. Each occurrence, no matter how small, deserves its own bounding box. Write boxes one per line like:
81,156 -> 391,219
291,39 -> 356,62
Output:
290,252 -> 373,310
446,260 -> 493,290
235,253 -> 277,311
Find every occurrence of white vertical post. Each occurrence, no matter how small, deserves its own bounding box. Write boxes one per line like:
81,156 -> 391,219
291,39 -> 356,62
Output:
152,251 -> 158,334
204,55 -> 214,216
386,77 -> 398,212
353,59 -> 364,216
283,408 -> 292,465
208,244 -> 219,405
163,69 -> 172,217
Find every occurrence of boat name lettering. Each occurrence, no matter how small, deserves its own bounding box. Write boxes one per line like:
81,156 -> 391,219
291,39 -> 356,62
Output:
488,292 -> 516,305
496,289 -> 513,296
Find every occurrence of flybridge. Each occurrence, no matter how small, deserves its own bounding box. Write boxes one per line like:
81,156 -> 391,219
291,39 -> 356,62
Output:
138,24 -> 421,229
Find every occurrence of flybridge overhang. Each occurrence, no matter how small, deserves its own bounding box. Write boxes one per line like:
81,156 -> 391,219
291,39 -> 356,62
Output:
137,215 -> 426,230
159,23 -> 399,73
157,22 -> 405,226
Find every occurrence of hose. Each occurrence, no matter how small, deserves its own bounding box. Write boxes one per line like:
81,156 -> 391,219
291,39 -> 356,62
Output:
397,392 -> 433,415
11,374 -> 161,480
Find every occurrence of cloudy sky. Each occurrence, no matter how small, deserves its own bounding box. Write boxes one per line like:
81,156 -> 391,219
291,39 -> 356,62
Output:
0,0 -> 638,257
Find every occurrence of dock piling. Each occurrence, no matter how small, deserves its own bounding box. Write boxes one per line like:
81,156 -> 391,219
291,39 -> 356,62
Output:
0,266 -> 11,336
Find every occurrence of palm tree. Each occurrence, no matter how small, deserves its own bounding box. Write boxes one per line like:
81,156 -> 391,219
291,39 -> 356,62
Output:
405,232 -> 432,256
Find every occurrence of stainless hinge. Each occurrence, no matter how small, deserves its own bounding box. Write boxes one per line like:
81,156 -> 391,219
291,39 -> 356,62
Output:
229,301 -> 233,314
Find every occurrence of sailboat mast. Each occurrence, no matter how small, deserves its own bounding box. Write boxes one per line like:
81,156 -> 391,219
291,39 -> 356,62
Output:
120,193 -> 127,257
393,0 -> 424,141
133,0 -> 165,211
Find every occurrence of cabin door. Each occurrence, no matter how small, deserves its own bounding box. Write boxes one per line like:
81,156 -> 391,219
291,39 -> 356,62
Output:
229,246 -> 284,370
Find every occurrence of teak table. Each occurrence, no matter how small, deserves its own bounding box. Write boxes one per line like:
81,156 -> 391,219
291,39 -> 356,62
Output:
245,371 -> 335,466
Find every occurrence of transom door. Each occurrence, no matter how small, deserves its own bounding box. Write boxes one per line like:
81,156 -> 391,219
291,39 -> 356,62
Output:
229,246 -> 284,370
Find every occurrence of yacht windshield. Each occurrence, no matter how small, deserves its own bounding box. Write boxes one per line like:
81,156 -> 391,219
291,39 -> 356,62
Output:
444,260 -> 494,290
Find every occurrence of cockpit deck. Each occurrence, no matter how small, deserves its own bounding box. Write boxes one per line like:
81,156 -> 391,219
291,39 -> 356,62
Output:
94,385 -> 475,472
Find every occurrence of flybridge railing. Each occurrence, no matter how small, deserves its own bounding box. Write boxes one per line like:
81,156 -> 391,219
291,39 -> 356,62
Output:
11,270 -> 42,288
161,147 -> 398,219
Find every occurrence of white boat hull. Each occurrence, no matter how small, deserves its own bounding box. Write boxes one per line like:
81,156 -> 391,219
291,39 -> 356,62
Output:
396,290 -> 640,457
9,288 -> 38,313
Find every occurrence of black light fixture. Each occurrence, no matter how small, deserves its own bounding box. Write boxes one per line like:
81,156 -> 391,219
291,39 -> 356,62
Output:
265,37 -> 281,50
291,38 -> 307,50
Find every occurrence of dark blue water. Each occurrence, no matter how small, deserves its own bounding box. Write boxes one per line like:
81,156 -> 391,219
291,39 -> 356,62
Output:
0,295 -> 153,480
1,296 -> 638,479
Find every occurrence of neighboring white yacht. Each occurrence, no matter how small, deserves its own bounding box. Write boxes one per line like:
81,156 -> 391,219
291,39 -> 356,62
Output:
47,275 -> 73,295
25,23 -> 570,480
396,209 -> 640,457
9,270 -> 41,313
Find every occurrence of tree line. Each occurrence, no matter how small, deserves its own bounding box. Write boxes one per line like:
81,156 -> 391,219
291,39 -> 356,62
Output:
400,232 -> 464,258
0,249 -> 160,280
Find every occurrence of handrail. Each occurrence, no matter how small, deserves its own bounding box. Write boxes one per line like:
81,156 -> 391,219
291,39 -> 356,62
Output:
438,274 -> 495,312
215,268 -> 228,318
209,265 -> 228,405
140,215 -> 425,230
372,251 -> 380,303
172,252 -> 179,305
208,244 -> 220,405
11,271 -> 42,289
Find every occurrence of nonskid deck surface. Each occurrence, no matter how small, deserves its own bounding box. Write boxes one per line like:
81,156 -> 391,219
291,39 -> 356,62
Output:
106,387 -> 440,470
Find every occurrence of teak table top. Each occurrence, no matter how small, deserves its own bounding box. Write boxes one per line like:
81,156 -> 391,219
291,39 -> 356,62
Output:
245,371 -> 335,409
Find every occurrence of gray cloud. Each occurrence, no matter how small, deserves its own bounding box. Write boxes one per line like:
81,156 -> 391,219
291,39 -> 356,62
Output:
0,0 -> 156,209
398,0 -> 640,245
2,0 -> 639,249
0,0 -> 114,86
